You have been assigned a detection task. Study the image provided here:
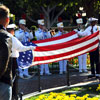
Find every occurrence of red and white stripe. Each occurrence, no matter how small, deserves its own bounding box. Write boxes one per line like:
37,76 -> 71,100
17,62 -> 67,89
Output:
33,31 -> 78,46
32,31 -> 99,66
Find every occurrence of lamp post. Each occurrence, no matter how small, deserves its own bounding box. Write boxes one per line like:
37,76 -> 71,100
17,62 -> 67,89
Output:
10,14 -> 14,17
10,13 -> 15,23
79,7 -> 83,11
76,7 -> 86,17
82,13 -> 86,17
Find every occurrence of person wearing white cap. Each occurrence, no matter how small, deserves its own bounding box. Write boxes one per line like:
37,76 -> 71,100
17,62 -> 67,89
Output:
7,24 -> 16,35
77,17 -> 100,78
15,19 -> 34,78
15,19 -> 33,42
53,22 -> 67,74
7,23 -> 36,99
75,18 -> 88,73
54,22 -> 65,37
35,19 -> 51,75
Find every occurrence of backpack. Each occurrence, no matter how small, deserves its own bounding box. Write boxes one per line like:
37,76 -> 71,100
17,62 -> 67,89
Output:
0,29 -> 12,78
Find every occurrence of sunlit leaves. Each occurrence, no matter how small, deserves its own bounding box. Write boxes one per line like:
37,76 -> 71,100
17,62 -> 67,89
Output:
58,3 -> 62,6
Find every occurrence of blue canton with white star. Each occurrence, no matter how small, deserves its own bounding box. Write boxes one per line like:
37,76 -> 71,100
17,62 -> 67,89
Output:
17,41 -> 37,69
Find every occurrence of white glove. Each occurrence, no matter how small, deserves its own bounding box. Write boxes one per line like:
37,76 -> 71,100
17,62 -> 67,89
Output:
29,46 -> 36,50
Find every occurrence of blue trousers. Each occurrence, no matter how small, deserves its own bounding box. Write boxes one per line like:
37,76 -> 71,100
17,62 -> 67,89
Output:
0,82 -> 12,100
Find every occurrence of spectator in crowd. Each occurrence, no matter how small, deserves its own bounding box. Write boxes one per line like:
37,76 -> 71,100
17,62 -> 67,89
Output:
0,5 -> 12,100
0,5 -> 35,100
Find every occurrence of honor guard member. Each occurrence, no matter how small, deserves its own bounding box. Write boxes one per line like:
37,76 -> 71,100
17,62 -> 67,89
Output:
76,18 -> 87,73
77,17 -> 100,78
35,19 -> 51,75
15,19 -> 34,78
54,22 -> 67,74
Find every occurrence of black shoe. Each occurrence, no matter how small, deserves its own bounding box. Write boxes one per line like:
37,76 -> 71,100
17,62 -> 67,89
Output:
88,74 -> 95,78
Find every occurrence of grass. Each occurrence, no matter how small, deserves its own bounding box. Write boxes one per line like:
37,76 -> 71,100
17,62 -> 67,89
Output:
25,83 -> 100,100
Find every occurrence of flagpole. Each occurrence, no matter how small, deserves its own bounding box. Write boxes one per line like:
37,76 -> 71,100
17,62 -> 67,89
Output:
66,61 -> 70,86
38,65 -> 41,92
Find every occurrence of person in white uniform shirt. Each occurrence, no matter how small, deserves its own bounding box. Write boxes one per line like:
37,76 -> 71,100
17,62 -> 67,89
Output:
75,18 -> 87,73
15,19 -> 33,42
15,19 -> 34,77
7,23 -> 36,99
54,22 -> 67,74
77,17 -> 100,78
35,19 -> 51,75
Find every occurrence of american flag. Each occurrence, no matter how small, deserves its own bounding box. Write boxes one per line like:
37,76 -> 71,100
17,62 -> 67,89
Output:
31,31 -> 99,66
18,31 -> 99,69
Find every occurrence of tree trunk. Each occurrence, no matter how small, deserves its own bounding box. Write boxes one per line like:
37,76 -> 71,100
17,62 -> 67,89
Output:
42,5 -> 68,29
84,0 -> 96,17
46,15 -> 51,29
51,5 -> 68,27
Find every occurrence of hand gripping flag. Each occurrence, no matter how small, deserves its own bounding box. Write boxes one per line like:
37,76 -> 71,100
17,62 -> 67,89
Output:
31,31 -> 99,66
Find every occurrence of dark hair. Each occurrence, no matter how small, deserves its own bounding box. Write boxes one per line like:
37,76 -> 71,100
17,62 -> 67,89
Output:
0,5 -> 9,19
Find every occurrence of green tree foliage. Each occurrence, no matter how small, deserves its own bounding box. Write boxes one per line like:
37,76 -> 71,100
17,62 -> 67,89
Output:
0,0 -> 100,28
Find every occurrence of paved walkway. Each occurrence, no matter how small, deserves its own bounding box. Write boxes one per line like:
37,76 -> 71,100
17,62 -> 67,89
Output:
18,68 -> 100,95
